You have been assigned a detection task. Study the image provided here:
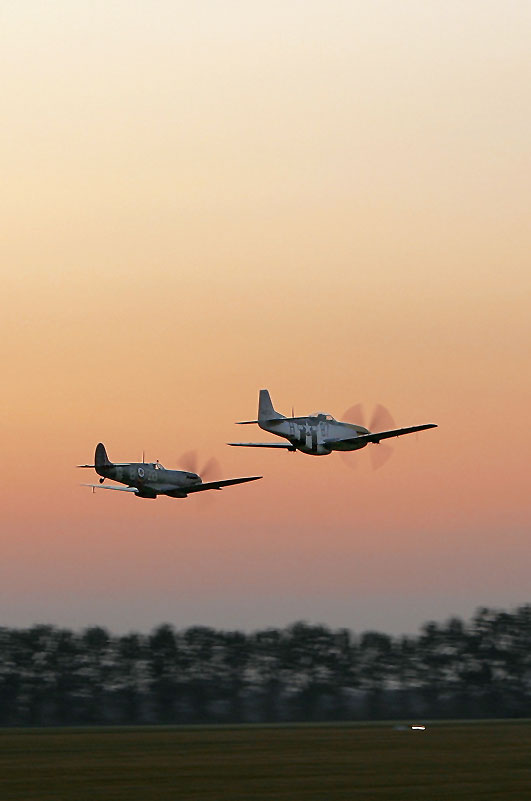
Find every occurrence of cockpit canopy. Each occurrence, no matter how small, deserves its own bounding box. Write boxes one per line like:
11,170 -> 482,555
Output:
153,462 -> 165,470
309,412 -> 335,421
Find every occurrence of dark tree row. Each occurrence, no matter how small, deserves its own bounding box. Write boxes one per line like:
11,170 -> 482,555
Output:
0,605 -> 529,726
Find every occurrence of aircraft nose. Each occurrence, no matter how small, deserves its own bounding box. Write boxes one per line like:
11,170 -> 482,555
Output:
186,472 -> 201,482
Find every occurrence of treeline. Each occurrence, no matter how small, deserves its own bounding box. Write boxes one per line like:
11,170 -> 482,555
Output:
0,605 -> 530,726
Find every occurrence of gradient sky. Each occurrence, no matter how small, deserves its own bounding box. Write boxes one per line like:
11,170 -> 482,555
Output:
1,1 -> 530,635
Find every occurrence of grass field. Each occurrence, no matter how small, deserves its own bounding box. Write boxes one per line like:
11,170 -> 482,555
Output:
1,720 -> 530,801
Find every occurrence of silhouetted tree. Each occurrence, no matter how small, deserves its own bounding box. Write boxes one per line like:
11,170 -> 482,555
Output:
147,624 -> 180,723
0,604 -> 529,726
180,626 -> 221,722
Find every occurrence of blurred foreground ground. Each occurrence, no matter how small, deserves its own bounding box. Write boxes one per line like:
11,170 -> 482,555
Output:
1,720 -> 530,800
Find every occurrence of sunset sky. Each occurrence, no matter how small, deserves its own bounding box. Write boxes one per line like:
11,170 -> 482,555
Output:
2,1 -> 530,635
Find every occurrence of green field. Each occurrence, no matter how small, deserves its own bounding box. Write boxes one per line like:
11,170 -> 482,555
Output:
1,721 -> 530,801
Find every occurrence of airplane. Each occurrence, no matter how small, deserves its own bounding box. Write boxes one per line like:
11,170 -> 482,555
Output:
228,390 -> 437,457
78,443 -> 262,499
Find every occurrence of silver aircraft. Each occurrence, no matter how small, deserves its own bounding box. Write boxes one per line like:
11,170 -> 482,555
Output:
79,443 -> 261,499
228,390 -> 436,457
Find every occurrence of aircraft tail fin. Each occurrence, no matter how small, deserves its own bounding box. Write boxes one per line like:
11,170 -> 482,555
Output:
95,442 -> 112,469
258,389 -> 284,421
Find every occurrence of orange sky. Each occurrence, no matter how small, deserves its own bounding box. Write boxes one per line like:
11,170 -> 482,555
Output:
1,1 -> 530,634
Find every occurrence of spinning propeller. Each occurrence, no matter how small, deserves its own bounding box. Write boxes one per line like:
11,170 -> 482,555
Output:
179,451 -> 221,481
342,403 -> 395,470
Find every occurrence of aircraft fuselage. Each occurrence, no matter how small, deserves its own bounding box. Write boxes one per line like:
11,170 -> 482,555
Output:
96,462 -> 201,497
260,414 -> 369,456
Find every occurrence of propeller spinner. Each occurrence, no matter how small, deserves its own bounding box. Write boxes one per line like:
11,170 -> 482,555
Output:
342,403 -> 395,470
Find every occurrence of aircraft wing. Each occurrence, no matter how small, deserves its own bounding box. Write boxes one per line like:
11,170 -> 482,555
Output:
334,423 -> 437,446
185,476 -> 262,493
81,483 -> 138,492
227,442 -> 296,450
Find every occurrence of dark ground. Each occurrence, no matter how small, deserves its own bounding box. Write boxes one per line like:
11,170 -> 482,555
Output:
1,720 -> 530,801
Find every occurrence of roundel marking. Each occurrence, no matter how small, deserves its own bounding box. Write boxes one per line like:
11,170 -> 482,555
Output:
138,467 -> 145,478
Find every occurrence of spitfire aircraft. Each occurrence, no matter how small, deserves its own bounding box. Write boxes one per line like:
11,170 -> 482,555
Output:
79,443 -> 261,499
228,390 -> 436,458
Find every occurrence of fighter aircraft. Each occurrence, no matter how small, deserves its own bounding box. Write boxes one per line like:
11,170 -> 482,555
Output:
78,443 -> 261,499
228,390 -> 436,457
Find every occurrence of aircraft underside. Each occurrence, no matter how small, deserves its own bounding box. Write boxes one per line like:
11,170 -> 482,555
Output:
294,440 -> 368,455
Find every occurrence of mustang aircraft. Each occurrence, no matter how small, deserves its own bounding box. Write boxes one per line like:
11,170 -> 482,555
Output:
79,443 -> 261,499
228,390 -> 436,457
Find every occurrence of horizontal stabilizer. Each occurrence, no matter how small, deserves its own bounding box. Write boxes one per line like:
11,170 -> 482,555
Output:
228,442 -> 296,450
236,419 -> 285,425
77,463 -> 132,468
186,476 -> 262,493
81,483 -> 138,492
237,416 -> 306,424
